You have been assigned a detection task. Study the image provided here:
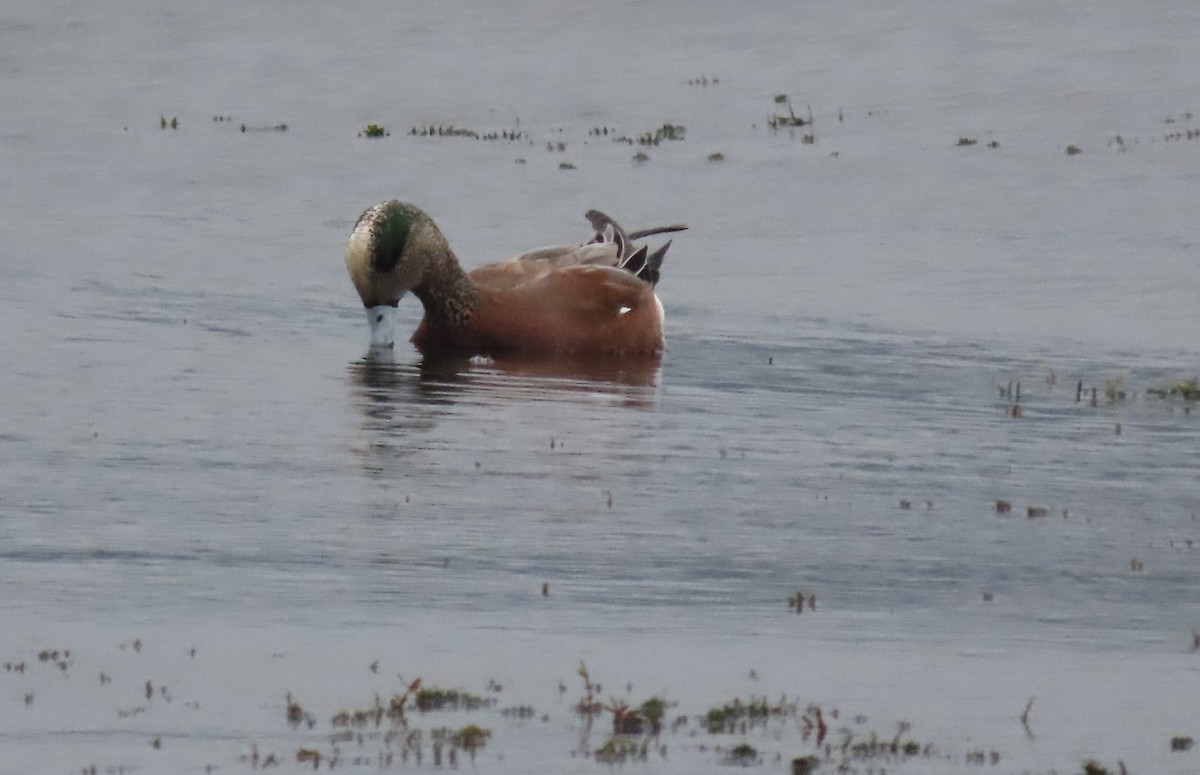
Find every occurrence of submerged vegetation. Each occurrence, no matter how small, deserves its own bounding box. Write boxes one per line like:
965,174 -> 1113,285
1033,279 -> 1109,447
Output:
413,685 -> 495,712
724,741 -> 759,765
767,94 -> 815,142
561,666 -> 944,770
647,122 -> 687,142
408,124 -> 525,141
240,122 -> 288,133
999,370 -> 1198,410
144,89 -> 1196,179
1147,379 -> 1200,400
705,696 -> 795,733
10,640 -> 1193,772
770,94 -> 810,127
594,734 -> 652,764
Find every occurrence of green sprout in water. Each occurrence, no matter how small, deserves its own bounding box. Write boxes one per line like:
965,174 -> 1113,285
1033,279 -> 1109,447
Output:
1103,377 -> 1127,402
657,122 -> 686,140
449,724 -> 491,760
363,123 -> 387,138
638,696 -> 667,732
768,96 -> 813,131
594,736 -> 649,764
705,696 -> 792,734
1147,379 -> 1199,400
413,685 -> 493,712
636,123 -> 687,146
725,742 -> 758,766
791,755 -> 819,775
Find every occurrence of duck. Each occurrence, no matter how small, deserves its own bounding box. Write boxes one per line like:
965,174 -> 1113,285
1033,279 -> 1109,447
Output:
345,201 -> 686,355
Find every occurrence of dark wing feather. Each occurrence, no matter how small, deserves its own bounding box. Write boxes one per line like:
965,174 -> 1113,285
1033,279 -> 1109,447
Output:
621,244 -> 649,277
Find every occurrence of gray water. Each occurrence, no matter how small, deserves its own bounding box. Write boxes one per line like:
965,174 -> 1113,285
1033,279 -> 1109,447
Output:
2,1 -> 1199,773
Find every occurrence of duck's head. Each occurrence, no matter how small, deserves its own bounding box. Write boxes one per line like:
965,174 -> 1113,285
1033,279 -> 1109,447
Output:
345,200 -> 447,349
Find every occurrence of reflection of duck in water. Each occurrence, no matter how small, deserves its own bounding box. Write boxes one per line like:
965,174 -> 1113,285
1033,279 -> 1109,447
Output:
345,347 -> 659,474
352,347 -> 661,405
345,201 -> 685,355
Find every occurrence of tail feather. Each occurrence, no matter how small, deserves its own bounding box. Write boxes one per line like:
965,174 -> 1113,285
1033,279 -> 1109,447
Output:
584,210 -> 684,286
640,240 -> 671,286
628,224 -> 688,240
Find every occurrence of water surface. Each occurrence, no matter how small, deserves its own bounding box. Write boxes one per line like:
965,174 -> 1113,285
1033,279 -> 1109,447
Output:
2,1 -> 1199,773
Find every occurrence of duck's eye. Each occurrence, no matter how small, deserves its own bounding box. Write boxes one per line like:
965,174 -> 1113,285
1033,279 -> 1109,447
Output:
375,313 -> 384,323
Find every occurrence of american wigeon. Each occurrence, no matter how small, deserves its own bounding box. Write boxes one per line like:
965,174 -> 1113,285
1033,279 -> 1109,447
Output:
345,201 -> 685,355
